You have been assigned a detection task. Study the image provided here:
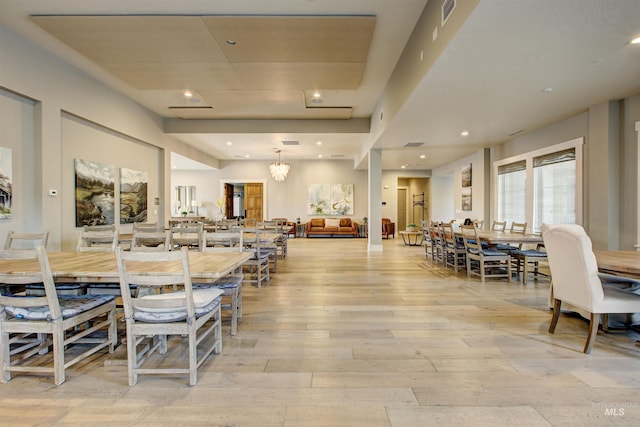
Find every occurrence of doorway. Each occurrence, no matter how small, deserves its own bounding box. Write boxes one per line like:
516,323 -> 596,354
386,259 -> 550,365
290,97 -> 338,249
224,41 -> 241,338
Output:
220,179 -> 266,221
397,187 -> 407,231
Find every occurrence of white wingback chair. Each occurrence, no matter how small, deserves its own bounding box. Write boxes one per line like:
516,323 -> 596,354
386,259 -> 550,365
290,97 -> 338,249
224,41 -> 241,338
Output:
541,224 -> 640,353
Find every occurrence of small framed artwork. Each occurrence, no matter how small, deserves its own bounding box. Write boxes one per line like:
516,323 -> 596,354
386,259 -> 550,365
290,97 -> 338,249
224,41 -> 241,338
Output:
461,187 -> 472,211
461,163 -> 472,187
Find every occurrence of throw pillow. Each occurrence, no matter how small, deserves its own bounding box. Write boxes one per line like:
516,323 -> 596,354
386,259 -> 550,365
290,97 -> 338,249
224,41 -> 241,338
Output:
339,218 -> 352,227
325,218 -> 341,228
310,218 -> 324,227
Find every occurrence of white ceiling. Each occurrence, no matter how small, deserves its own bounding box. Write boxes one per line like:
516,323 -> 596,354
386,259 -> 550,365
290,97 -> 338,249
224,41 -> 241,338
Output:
2,0 -> 639,171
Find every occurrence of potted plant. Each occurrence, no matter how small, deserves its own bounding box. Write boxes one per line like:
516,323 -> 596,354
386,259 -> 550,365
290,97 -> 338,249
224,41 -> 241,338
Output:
181,210 -> 188,217
406,223 -> 418,232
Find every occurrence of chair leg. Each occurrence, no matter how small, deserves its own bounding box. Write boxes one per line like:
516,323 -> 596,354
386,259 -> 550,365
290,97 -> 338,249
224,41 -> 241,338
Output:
230,288 -> 238,336
1,331 -> 10,383
214,306 -> 223,354
127,324 -> 138,386
53,323 -> 65,386
549,298 -> 561,333
188,323 -> 198,386
584,313 -> 600,354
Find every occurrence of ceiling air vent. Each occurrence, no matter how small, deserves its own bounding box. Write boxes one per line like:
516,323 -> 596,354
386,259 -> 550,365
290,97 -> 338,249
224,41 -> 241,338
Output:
330,154 -> 345,158
168,106 -> 213,110
442,0 -> 456,26
404,142 -> 424,148
282,141 -> 299,146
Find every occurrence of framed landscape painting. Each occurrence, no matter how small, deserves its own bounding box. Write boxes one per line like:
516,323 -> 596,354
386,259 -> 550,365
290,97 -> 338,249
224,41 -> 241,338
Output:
120,167 -> 148,224
461,163 -> 472,187
0,147 -> 12,219
461,187 -> 472,211
75,158 -> 115,226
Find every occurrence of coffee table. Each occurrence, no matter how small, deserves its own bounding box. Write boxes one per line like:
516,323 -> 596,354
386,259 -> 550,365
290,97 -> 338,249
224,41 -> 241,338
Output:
400,230 -> 423,246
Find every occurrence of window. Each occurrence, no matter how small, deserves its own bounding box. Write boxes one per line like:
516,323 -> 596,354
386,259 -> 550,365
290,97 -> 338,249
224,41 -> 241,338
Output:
532,149 -> 576,231
497,160 -> 526,225
494,138 -> 583,233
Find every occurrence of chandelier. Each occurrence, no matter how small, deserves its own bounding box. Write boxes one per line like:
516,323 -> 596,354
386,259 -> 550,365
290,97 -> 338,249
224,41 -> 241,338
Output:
269,150 -> 290,182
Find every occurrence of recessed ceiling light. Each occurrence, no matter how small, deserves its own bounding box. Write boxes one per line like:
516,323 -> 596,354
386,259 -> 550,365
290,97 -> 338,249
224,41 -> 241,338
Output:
420,154 -> 426,159
630,36 -> 640,44
316,141 -> 322,146
245,154 -> 250,158
401,164 -> 407,169
318,154 -> 323,158
542,87 -> 553,93
313,92 -> 321,98
461,131 -> 469,137
225,141 -> 232,146
226,40 -> 237,46
183,90 -> 193,98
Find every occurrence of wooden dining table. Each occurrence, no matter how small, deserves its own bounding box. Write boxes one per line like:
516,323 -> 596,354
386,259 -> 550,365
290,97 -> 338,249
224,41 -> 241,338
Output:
453,228 -> 544,246
473,229 -> 544,245
594,250 -> 640,279
203,232 -> 281,246
0,251 -> 252,284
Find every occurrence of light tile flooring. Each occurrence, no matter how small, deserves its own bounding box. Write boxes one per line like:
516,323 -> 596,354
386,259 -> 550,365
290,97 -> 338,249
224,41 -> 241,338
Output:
3,238 -> 640,426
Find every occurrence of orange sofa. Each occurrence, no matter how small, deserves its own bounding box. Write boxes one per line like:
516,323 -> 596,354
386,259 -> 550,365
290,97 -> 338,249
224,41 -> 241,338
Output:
306,218 -> 358,237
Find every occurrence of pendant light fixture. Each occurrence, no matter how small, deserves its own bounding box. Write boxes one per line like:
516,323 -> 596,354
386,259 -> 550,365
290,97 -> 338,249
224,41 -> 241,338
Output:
269,150 -> 290,182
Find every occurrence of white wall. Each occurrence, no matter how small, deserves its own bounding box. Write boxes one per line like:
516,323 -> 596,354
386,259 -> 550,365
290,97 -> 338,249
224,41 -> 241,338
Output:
430,175 -> 454,222
60,114 -> 162,249
0,24 -> 218,249
0,89 -> 37,242
381,170 -> 431,225
431,149 -> 485,223
173,159 -> 369,224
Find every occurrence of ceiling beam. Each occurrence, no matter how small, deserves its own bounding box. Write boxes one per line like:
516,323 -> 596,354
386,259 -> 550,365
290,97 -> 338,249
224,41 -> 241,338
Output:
163,118 -> 370,134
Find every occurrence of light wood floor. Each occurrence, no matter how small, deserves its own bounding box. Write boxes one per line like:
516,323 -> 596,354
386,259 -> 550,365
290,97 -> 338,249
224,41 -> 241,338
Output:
2,237 -> 640,426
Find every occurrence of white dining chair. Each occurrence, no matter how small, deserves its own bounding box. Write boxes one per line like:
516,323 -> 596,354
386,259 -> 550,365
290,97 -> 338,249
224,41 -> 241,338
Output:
0,246 -> 117,385
542,224 -> 640,353
198,230 -> 245,335
116,247 -> 223,386
460,224 -> 511,283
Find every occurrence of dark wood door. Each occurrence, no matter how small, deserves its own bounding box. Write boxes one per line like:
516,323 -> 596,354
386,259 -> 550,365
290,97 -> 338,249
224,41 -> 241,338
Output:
225,183 -> 234,218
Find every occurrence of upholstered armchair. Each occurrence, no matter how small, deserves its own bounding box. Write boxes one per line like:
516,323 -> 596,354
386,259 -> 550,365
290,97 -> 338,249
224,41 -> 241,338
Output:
382,218 -> 395,239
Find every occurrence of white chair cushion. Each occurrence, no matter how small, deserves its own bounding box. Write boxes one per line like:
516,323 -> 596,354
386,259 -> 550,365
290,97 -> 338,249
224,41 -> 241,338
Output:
4,294 -> 115,321
133,296 -> 222,323
137,287 -> 224,313
195,274 -> 243,289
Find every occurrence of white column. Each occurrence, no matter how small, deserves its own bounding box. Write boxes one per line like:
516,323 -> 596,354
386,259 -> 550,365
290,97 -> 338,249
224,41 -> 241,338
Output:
368,149 -> 383,252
